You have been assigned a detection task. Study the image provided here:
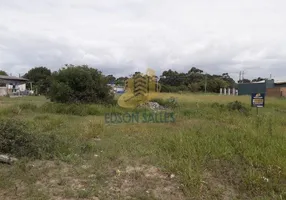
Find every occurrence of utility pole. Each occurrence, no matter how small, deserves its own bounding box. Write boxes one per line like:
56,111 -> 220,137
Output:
242,71 -> 244,83
204,73 -> 207,93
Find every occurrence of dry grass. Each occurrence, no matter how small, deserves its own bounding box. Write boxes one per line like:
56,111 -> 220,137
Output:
0,94 -> 285,199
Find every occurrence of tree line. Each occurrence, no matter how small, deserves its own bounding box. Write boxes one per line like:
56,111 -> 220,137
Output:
0,65 -> 266,104
105,67 -> 237,93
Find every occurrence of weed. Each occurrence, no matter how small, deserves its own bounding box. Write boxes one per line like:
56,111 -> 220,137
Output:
18,103 -> 38,111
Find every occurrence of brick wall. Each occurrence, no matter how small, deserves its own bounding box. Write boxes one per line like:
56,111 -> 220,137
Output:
266,87 -> 286,97
281,88 -> 286,97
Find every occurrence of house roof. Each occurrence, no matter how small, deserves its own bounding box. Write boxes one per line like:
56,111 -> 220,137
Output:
274,81 -> 286,85
0,75 -> 28,82
239,79 -> 286,85
252,80 -> 265,83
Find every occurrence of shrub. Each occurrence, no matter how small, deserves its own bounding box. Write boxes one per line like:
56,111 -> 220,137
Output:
23,66 -> 52,95
151,97 -> 179,109
210,102 -> 226,110
160,85 -> 179,93
0,119 -> 66,159
46,65 -> 114,104
0,119 -> 40,158
227,101 -> 249,113
39,102 -> 114,116
40,102 -> 89,116
210,101 -> 250,115
166,97 -> 179,108
18,103 -> 38,111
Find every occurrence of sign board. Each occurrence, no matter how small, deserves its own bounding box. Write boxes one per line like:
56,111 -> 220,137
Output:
251,93 -> 265,107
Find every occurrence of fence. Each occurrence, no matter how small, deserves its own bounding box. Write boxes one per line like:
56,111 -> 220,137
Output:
219,88 -> 238,96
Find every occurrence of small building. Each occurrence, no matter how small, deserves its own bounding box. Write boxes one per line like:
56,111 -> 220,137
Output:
237,79 -> 274,95
107,84 -> 125,94
0,75 -> 29,96
266,81 -> 286,97
115,86 -> 125,94
238,79 -> 286,97
274,81 -> 286,88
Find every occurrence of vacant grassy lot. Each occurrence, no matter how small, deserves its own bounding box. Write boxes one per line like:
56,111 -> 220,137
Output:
0,93 -> 285,200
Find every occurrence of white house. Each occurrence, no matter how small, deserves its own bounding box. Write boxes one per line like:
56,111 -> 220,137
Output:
0,75 -> 28,96
107,84 -> 125,94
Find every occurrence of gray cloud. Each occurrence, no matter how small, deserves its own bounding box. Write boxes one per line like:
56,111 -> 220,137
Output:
0,0 -> 286,81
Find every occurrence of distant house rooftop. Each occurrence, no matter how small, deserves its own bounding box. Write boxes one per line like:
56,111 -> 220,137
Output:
0,75 -> 28,83
242,79 -> 286,84
274,81 -> 286,85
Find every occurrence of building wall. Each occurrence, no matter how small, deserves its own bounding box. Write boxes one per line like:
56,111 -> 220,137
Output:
266,87 -> 282,97
0,87 -> 7,96
265,79 -> 275,88
238,83 -> 266,95
266,87 -> 286,97
6,83 -> 26,91
18,84 -> 26,91
282,88 -> 286,97
238,80 -> 277,96
275,83 -> 286,88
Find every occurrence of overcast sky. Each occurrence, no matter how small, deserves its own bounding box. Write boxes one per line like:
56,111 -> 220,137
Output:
0,0 -> 286,81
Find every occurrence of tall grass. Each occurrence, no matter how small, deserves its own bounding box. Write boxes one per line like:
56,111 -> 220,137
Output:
0,94 -> 285,199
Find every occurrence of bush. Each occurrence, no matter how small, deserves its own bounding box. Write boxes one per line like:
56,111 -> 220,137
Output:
0,119 -> 66,159
40,102 -> 89,116
151,97 -> 179,109
39,102 -> 118,116
23,66 -> 52,95
0,119 -> 39,158
46,65 -> 114,104
160,85 -> 180,93
210,102 -> 226,110
227,101 -> 249,114
211,101 -> 250,115
18,103 -> 38,111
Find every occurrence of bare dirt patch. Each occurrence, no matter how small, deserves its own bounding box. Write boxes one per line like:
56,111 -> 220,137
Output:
104,165 -> 186,200
200,170 -> 238,200
1,161 -> 187,200
0,160 -> 96,200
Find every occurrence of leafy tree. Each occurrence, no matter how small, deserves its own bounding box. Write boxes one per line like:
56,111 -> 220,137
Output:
47,65 -> 114,104
160,70 -> 182,87
0,70 -> 8,76
220,73 -> 236,88
188,67 -> 203,74
188,83 -> 201,92
207,78 -> 229,93
23,66 -> 51,94
252,77 -> 266,82
115,77 -> 128,86
106,75 -> 116,84
159,67 -> 236,93
238,79 -> 251,83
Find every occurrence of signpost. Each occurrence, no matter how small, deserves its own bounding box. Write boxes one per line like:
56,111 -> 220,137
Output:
251,93 -> 265,114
